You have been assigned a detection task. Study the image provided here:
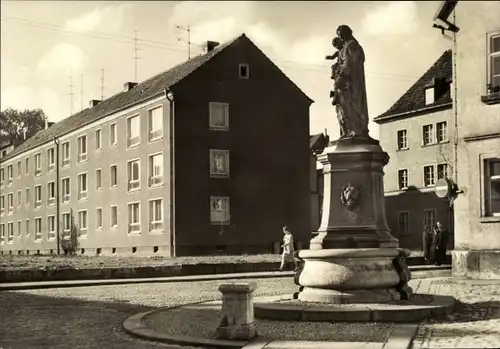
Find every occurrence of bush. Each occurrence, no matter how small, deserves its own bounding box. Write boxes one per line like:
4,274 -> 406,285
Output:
59,209 -> 79,255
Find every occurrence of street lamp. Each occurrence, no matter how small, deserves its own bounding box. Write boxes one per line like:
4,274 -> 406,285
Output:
165,87 -> 175,257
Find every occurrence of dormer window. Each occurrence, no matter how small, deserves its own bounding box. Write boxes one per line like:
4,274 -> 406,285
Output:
239,64 -> 249,79
425,76 -> 449,105
425,87 -> 435,105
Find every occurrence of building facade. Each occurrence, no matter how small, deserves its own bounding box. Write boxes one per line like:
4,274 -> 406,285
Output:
434,1 -> 500,278
374,50 -> 454,250
0,34 -> 313,257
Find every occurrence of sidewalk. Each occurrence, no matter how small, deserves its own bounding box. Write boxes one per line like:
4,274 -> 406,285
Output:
0,265 -> 450,291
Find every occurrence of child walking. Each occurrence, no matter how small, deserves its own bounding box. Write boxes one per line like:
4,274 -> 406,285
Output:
279,226 -> 298,272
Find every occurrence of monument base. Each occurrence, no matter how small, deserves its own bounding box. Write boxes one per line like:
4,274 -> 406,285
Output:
295,248 -> 412,304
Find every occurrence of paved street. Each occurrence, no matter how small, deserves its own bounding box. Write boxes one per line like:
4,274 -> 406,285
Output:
1,276 -> 499,349
0,277 -> 298,349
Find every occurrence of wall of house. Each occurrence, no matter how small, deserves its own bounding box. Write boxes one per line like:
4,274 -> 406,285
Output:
453,1 -> 500,278
378,108 -> 454,249
310,155 -> 321,232
0,97 -> 173,256
172,39 -> 311,256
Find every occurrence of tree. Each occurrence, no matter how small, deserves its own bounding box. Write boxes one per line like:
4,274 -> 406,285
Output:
0,108 -> 47,146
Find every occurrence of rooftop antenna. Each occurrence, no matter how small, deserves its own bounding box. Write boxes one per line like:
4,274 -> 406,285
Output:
176,24 -> 192,59
100,69 -> 104,100
80,74 -> 84,111
134,29 -> 140,81
68,75 -> 74,115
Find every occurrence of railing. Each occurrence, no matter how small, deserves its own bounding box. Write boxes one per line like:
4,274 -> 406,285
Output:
148,129 -> 163,141
127,136 -> 140,147
149,176 -> 163,186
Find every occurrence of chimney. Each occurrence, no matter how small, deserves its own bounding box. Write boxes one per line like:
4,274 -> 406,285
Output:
123,82 -> 138,92
23,129 -> 27,140
89,100 -> 101,108
44,118 -> 48,130
207,41 -> 220,52
48,122 -> 55,128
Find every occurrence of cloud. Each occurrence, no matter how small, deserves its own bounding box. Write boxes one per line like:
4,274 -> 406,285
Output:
288,34 -> 331,65
65,3 -> 131,33
37,42 -> 87,75
361,1 -> 419,36
1,86 -> 64,122
169,1 -> 253,28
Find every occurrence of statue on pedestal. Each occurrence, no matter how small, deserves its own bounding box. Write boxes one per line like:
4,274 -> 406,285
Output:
326,25 -> 370,139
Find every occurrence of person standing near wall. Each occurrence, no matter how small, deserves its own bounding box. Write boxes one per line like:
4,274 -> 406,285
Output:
422,224 -> 433,264
434,221 -> 449,266
279,226 -> 298,272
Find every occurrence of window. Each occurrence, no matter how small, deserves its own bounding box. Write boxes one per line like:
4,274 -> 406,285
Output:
148,106 -> 163,141
17,161 -> 21,177
239,64 -> 249,79
149,153 -> 163,187
488,32 -> 500,89
25,219 -> 30,236
77,135 -> 87,162
47,182 -> 56,206
35,185 -> 42,208
25,157 -> 29,174
48,215 -> 56,240
17,220 -> 21,237
209,102 -> 229,130
110,205 -> 118,227
62,142 -> 70,167
7,165 -> 13,184
110,123 -> 117,146
35,153 -> 42,175
96,169 -> 102,190
78,210 -> 88,236
397,129 -> 408,150
424,209 -> 436,228
0,168 -> 4,185
62,178 -> 70,203
436,122 -> 447,143
47,148 -> 55,171
78,173 -> 88,200
17,190 -> 21,207
62,213 -> 71,236
0,224 -> 4,244
437,163 -> 448,180
423,124 -> 434,145
149,199 -> 163,232
7,222 -> 14,243
128,202 -> 140,233
25,188 -> 30,205
110,165 -> 118,187
7,193 -> 13,214
95,129 -> 102,150
425,87 -> 434,105
424,165 -> 435,187
96,208 -> 103,230
127,160 -> 140,191
0,195 -> 4,214
210,150 -> 230,177
127,115 -> 140,147
398,212 -> 410,236
35,217 -> 42,241
210,197 -> 230,225
485,158 -> 500,216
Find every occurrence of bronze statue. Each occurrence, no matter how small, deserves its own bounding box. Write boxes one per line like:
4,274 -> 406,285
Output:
326,25 -> 370,139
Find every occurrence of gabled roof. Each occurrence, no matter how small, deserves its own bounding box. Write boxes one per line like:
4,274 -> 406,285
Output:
4,33 -> 309,163
374,50 -> 452,123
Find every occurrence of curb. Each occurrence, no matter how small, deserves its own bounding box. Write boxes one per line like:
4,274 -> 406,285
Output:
0,266 -> 451,291
123,309 -> 248,349
0,255 -> 451,284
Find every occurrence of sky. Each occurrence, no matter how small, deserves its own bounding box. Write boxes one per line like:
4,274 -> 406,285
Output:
0,1 -> 453,139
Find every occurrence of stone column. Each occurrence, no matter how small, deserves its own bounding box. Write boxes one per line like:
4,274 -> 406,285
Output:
310,138 -> 399,249
215,282 -> 257,340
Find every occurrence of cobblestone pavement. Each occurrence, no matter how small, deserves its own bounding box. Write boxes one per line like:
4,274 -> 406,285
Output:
411,278 -> 500,349
0,276 -> 298,349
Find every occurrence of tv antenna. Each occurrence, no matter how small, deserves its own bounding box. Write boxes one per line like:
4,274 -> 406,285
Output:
67,75 -> 74,115
80,74 -> 84,111
100,69 -> 104,100
134,29 -> 141,81
176,24 -> 192,59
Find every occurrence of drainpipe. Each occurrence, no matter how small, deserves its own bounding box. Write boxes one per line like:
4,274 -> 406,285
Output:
166,89 -> 176,257
53,136 -> 61,255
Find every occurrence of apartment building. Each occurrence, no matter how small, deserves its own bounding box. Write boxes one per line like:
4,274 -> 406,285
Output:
0,34 -> 313,256
433,1 -> 500,278
374,50 -> 454,250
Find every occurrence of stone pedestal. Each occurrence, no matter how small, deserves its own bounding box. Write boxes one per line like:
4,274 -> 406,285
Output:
295,137 -> 411,304
215,282 -> 257,340
310,138 -> 398,249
